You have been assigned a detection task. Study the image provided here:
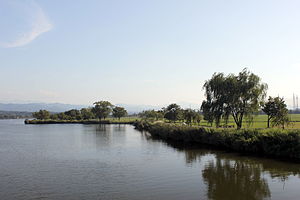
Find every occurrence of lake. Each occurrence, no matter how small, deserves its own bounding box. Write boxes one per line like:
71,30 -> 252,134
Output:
0,119 -> 299,200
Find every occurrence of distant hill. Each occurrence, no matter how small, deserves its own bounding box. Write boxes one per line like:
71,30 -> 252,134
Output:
0,102 -> 201,114
0,103 -> 87,112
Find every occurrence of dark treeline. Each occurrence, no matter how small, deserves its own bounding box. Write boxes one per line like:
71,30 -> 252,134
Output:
0,111 -> 32,119
33,101 -> 128,121
139,104 -> 202,125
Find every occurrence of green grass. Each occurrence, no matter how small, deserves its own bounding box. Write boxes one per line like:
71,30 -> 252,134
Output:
196,114 -> 300,129
139,114 -> 300,129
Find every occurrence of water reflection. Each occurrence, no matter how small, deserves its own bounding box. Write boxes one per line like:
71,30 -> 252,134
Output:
81,124 -> 128,149
113,124 -> 126,132
95,124 -> 111,134
144,135 -> 300,200
202,158 -> 270,200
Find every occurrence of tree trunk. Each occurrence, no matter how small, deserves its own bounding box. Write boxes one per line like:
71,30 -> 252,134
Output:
267,116 -> 270,128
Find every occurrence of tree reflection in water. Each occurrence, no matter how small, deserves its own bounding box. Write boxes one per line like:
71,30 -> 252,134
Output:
145,136 -> 300,200
202,157 -> 270,200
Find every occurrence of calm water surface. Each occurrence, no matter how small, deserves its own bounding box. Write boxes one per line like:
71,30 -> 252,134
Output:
0,119 -> 299,200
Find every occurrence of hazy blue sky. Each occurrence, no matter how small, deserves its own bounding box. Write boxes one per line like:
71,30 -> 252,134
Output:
1,0 -> 300,107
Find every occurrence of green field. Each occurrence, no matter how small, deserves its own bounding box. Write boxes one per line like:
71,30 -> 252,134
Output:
196,114 -> 300,129
143,114 -> 300,129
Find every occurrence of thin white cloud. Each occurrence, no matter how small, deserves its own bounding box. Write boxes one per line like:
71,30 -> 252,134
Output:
2,1 -> 53,48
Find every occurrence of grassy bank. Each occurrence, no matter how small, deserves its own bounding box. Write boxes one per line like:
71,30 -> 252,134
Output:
25,117 -> 138,124
134,121 -> 300,162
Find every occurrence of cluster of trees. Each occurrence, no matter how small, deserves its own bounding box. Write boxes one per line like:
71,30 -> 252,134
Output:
201,68 -> 289,129
32,101 -> 128,121
139,103 -> 202,125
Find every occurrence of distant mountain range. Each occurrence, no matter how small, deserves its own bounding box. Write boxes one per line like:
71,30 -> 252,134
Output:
0,102 -> 201,114
0,103 -> 86,113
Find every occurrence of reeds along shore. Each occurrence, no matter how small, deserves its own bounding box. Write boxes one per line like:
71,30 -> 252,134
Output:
134,121 -> 300,162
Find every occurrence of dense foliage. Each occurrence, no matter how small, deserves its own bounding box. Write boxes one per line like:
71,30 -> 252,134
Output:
164,103 -> 182,122
134,121 -> 300,161
33,110 -> 50,120
262,96 -> 289,128
201,69 -> 267,129
139,105 -> 202,125
112,106 -> 128,120
92,101 -> 114,120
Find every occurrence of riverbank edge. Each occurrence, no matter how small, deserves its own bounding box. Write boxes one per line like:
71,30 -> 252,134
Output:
24,119 -> 135,125
133,121 -> 300,162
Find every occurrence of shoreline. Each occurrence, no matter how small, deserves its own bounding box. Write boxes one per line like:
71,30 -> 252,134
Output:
24,119 -> 135,125
133,121 -> 300,163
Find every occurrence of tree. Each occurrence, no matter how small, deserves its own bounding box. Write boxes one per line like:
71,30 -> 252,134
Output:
50,113 -> 59,120
139,110 -> 156,119
92,101 -> 113,120
201,73 -> 227,127
194,112 -> 203,126
183,109 -> 196,125
201,101 -> 214,126
33,110 -> 49,120
164,103 -> 182,122
139,110 -> 164,120
112,106 -> 127,120
262,97 -> 277,128
202,69 -> 267,129
263,97 -> 289,129
57,112 -> 67,120
156,110 -> 165,120
80,108 -> 95,120
32,110 -> 50,120
64,109 -> 82,120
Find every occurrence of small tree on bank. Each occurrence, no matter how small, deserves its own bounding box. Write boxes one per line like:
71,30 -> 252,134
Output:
92,101 -> 113,121
266,97 -> 289,129
262,96 -> 290,129
112,106 -> 127,120
262,96 -> 277,128
164,103 -> 182,122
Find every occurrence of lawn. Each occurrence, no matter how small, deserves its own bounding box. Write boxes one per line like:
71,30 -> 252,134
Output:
197,114 -> 300,129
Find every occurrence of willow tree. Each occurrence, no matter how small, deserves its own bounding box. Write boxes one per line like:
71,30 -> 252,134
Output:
202,69 -> 267,129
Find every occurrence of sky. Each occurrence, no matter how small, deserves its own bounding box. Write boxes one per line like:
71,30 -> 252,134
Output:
1,0 -> 300,108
